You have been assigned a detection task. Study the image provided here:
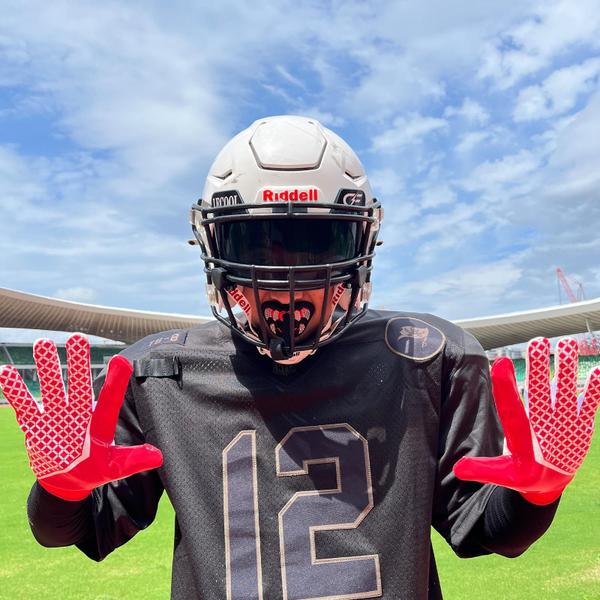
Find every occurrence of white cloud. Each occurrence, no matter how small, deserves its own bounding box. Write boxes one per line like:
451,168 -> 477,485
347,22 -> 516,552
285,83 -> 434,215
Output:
460,150 -> 541,193
371,113 -> 447,152
419,183 -> 457,209
479,0 -> 600,89
336,2 -> 533,120
411,204 -> 487,265
412,260 -> 522,302
540,90 -> 600,201
379,200 -> 484,255
0,145 -> 48,217
54,286 -> 97,303
0,140 -> 203,314
444,98 -> 489,124
298,107 -> 345,127
369,167 -> 405,199
345,52 -> 446,122
513,57 -> 600,121
262,83 -> 297,105
374,259 -> 523,319
455,130 -> 492,154
275,65 -> 307,90
0,3 -> 251,196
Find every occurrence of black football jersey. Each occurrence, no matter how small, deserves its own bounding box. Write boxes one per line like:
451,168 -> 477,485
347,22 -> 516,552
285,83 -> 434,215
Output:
27,310 -> 554,599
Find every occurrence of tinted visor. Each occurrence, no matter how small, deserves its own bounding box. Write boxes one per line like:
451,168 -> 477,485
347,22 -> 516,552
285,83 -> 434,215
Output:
215,218 -> 364,267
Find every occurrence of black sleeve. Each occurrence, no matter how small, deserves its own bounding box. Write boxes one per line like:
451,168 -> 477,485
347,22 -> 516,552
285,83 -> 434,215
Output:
431,330 -> 559,558
473,486 -> 560,558
27,373 -> 164,561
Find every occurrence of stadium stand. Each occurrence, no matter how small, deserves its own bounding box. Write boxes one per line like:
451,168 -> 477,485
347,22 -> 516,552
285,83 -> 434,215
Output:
513,358 -> 526,383
2,286 -> 600,348
509,355 -> 600,385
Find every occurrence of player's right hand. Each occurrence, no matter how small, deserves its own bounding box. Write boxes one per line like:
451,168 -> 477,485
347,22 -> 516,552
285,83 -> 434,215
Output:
0,333 -> 163,501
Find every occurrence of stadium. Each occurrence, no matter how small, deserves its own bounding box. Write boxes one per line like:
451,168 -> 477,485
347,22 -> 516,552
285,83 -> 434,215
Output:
1,285 -> 599,599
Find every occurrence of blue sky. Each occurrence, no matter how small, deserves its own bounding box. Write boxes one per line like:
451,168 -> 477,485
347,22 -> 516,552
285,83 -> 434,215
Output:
1,0 -> 600,341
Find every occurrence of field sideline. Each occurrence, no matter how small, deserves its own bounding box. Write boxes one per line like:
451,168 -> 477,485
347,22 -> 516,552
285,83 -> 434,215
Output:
0,406 -> 598,599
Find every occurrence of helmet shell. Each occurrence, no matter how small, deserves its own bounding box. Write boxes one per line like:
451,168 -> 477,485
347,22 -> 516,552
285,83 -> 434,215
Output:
201,115 -> 375,211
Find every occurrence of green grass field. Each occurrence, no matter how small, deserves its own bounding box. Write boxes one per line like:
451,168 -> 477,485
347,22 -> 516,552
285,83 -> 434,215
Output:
0,406 -> 598,599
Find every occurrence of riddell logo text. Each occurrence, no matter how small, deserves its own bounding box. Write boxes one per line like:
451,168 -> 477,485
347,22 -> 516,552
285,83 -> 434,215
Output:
331,283 -> 346,305
262,188 -> 319,202
228,287 -> 251,315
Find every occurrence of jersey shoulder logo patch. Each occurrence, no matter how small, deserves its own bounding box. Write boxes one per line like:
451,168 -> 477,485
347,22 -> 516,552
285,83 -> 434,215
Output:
384,317 -> 445,361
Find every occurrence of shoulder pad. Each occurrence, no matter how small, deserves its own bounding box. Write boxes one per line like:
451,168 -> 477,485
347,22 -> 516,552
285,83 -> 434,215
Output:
120,329 -> 188,362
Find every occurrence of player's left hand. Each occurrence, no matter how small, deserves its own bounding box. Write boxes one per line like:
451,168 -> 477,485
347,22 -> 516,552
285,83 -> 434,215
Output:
453,337 -> 600,505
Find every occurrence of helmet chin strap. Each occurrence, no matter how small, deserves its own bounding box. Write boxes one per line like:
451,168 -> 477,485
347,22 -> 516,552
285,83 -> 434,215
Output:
261,344 -> 316,364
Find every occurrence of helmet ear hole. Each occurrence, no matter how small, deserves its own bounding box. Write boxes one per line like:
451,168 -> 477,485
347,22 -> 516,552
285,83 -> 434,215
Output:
210,267 -> 227,292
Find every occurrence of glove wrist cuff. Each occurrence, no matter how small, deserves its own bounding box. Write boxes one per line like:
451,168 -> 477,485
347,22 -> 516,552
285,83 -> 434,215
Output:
519,488 -> 563,506
38,478 -> 93,502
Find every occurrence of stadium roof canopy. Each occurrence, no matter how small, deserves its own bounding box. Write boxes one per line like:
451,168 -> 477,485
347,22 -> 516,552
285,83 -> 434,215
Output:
0,287 -> 212,344
455,298 -> 600,350
1,287 -> 599,349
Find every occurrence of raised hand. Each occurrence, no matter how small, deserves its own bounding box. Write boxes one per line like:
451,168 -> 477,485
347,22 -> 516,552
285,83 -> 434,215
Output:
454,337 -> 600,505
0,333 -> 163,501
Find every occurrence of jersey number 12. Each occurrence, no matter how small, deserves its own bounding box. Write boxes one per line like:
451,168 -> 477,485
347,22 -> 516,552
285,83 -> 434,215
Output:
222,423 -> 382,600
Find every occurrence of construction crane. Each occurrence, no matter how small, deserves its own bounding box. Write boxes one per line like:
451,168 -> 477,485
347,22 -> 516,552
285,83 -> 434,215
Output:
556,267 -> 599,355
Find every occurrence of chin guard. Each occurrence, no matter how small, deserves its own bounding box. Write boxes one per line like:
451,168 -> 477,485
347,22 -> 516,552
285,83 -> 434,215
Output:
269,337 -> 289,361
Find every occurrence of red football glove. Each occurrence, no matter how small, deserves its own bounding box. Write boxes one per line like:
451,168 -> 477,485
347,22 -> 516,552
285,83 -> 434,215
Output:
0,333 -> 163,501
454,337 -> 600,505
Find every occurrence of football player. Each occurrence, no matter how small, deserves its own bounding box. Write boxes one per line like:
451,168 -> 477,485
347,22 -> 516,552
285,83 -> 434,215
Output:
2,115 -> 599,599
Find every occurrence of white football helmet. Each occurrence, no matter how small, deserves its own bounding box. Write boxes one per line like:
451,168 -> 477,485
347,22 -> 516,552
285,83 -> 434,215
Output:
190,115 -> 383,361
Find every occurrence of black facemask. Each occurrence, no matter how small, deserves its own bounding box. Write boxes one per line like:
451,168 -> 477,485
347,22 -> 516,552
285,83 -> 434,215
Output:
192,199 -> 381,359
